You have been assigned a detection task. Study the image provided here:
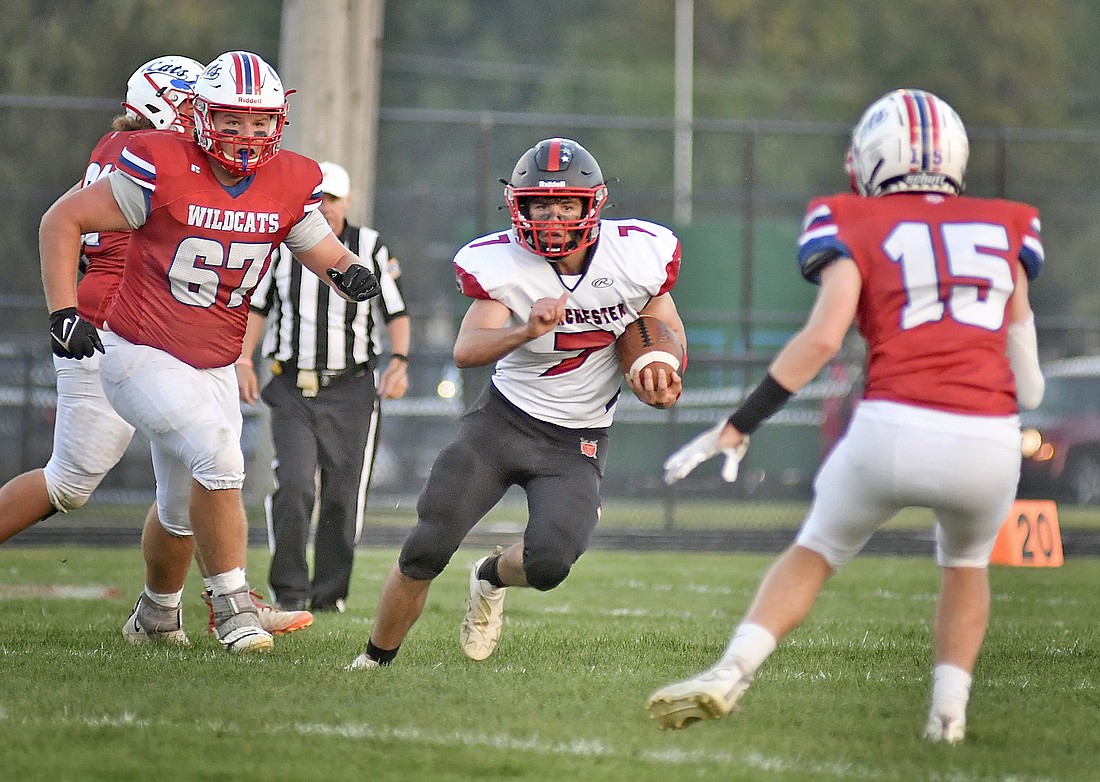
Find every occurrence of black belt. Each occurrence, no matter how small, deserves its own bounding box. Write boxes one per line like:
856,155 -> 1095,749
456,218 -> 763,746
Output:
273,361 -> 370,393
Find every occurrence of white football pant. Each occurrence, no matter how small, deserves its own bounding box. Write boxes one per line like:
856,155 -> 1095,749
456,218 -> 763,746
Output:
798,400 -> 1021,568
99,331 -> 244,535
42,350 -> 136,512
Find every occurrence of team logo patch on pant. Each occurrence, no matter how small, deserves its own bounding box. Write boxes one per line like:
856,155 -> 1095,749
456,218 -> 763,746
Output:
580,438 -> 598,458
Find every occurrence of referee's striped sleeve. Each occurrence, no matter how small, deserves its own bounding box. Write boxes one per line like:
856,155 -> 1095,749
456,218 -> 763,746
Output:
363,227 -> 408,321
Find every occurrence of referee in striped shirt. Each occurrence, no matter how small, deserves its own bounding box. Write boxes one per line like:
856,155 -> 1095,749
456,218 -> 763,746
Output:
237,161 -> 411,613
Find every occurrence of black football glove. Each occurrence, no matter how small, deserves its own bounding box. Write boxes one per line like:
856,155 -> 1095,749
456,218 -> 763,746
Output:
326,264 -> 381,302
49,307 -> 104,359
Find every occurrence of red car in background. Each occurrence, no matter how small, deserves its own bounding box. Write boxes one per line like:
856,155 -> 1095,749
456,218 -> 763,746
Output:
1018,356 -> 1100,505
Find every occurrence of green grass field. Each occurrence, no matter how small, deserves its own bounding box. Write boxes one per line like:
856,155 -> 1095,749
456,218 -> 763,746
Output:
0,544 -> 1096,782
45,495 -> 1100,535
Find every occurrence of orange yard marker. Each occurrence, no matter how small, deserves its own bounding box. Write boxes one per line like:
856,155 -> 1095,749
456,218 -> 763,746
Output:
990,500 -> 1064,567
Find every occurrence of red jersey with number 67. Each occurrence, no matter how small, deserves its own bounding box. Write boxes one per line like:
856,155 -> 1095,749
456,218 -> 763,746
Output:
797,192 -> 1044,416
105,131 -> 322,368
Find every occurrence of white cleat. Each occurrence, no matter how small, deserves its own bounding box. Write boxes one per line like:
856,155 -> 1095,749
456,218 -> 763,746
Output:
346,651 -> 381,671
459,546 -> 506,661
203,589 -> 313,636
214,613 -> 275,654
646,663 -> 752,730
209,587 -> 274,654
924,713 -> 966,744
122,594 -> 189,646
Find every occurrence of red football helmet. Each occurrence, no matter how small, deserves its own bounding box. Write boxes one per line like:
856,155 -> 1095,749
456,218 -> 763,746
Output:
504,138 -> 609,259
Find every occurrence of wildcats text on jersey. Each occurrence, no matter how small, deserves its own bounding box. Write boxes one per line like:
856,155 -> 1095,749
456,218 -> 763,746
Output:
186,204 -> 281,233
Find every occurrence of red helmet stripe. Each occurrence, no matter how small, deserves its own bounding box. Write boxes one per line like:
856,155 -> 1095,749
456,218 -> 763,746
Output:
925,93 -> 941,166
900,90 -> 921,171
546,138 -> 563,171
231,51 -> 263,95
232,52 -> 246,94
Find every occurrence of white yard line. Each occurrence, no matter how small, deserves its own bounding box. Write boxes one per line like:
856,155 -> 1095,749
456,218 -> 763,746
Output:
0,584 -> 122,600
0,710 -> 1061,782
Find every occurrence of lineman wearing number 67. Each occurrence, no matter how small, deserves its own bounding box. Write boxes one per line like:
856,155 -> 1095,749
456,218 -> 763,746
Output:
39,51 -> 380,654
650,88 -> 1045,745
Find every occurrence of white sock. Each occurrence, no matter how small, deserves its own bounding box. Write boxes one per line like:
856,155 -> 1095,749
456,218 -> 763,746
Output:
930,663 -> 972,720
143,586 -> 184,609
719,622 -> 778,674
203,568 -> 248,597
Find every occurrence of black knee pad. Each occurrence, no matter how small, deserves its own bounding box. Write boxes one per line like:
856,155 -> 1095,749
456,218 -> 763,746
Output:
523,556 -> 572,592
397,524 -> 452,581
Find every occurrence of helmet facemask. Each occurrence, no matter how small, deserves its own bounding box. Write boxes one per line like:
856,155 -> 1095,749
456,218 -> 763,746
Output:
505,184 -> 608,258
193,97 -> 286,176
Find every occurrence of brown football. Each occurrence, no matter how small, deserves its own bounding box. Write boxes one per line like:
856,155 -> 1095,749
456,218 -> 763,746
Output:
615,315 -> 684,381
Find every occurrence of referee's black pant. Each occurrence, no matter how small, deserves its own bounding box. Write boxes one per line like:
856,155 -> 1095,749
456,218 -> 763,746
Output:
261,366 -> 379,610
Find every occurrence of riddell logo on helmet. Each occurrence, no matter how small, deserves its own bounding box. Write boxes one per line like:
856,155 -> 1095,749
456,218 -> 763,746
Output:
237,96 -> 266,104
538,180 -> 568,187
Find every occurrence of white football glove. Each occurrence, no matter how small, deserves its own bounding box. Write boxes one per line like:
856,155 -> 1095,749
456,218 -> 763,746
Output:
662,421 -> 750,485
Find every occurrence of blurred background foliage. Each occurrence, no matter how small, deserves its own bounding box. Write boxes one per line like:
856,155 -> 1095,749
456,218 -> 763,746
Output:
4,0 -> 1100,320
380,0 -> 1096,126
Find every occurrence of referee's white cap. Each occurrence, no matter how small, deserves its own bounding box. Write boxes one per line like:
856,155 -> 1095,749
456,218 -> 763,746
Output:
319,161 -> 351,199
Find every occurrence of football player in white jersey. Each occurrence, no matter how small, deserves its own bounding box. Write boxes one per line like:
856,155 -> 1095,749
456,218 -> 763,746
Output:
349,137 -> 686,669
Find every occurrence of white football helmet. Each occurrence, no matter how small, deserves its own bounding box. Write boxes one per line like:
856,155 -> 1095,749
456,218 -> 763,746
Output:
192,51 -> 289,176
849,88 -> 968,197
123,55 -> 204,133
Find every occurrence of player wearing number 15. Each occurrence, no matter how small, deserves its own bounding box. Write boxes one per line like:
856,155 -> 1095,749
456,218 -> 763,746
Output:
39,51 -> 381,654
648,89 -> 1045,744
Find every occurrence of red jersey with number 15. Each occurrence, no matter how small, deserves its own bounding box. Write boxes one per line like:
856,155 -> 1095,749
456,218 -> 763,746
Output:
106,132 -> 322,368
797,192 -> 1044,416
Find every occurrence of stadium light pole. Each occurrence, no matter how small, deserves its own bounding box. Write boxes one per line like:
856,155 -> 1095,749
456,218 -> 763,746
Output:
673,0 -> 693,225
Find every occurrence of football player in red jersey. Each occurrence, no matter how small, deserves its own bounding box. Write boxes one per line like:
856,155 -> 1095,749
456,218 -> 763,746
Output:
0,55 -> 313,642
648,89 -> 1045,744
39,51 -> 380,654
0,56 -> 201,541
347,138 -> 686,670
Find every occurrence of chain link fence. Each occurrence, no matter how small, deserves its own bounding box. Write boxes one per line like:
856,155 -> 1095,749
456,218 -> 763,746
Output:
4,101 -> 1100,529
